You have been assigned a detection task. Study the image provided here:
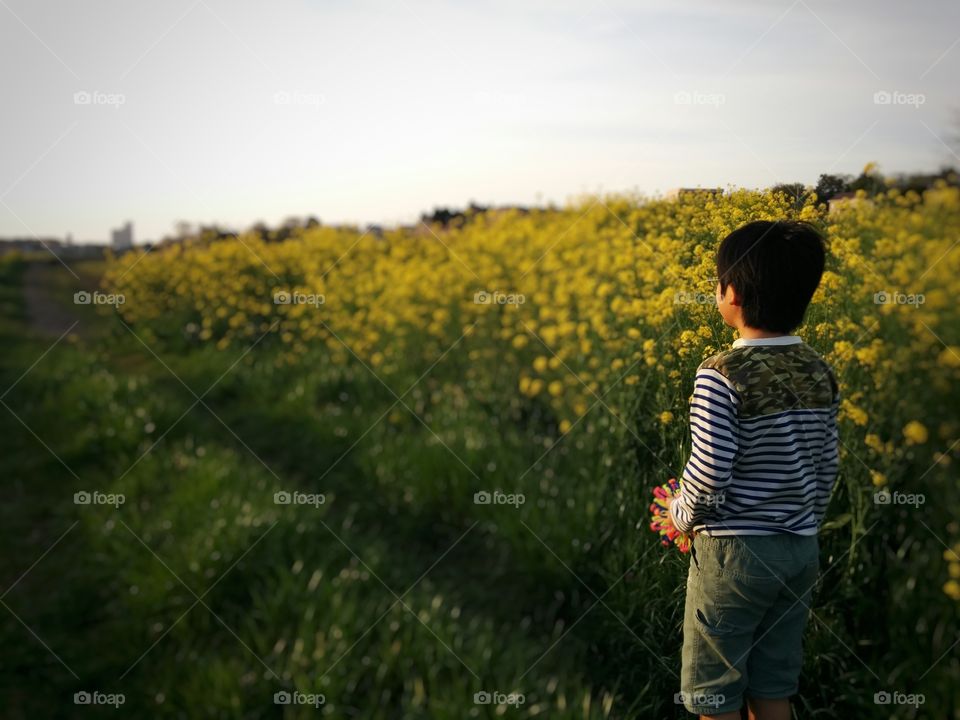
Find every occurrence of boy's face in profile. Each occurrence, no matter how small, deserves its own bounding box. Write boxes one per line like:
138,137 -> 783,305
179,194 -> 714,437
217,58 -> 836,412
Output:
716,281 -> 739,329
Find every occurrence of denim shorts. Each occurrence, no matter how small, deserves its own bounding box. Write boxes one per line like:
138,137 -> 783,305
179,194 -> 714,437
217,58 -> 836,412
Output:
680,533 -> 819,715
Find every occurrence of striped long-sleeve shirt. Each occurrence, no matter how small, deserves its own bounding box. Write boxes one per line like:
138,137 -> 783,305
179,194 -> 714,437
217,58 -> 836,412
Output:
670,336 -> 840,536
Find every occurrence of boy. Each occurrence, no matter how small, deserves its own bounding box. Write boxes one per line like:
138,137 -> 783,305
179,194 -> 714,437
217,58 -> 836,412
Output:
666,220 -> 840,720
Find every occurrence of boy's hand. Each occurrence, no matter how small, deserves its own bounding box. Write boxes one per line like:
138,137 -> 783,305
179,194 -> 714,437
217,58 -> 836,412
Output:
665,497 -> 680,529
666,498 -> 696,539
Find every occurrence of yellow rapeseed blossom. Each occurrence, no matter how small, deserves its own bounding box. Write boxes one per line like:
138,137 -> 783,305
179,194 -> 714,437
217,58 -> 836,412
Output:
903,421 -> 929,445
840,400 -> 869,427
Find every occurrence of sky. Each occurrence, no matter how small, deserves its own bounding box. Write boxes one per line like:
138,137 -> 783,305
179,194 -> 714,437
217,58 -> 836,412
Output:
1,0 -> 958,243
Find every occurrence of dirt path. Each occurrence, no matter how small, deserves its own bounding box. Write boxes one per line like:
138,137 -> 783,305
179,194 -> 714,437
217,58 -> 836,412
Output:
22,262 -> 81,337
21,259 -> 110,339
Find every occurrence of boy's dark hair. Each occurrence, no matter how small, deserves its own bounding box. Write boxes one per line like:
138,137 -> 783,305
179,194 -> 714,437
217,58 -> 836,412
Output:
717,220 -> 826,333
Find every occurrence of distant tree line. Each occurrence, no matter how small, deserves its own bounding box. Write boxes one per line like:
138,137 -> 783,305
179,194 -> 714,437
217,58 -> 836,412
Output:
159,166 -> 960,245
419,200 -> 570,228
772,164 -> 959,209
162,216 -> 322,246
420,202 -> 493,228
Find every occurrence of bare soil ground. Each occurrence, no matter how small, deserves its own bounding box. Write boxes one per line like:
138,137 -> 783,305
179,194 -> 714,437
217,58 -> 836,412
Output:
22,262 -> 78,337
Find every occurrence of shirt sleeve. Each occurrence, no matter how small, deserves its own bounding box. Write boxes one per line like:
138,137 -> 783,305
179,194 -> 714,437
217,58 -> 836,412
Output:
813,371 -> 841,527
671,367 -> 740,533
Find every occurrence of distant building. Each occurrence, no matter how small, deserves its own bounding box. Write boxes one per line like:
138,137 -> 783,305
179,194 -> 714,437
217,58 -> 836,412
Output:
111,221 -> 134,251
827,191 -> 871,215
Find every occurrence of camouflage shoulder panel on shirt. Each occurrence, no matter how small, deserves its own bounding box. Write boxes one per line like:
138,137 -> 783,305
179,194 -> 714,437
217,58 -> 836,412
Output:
698,343 -> 838,419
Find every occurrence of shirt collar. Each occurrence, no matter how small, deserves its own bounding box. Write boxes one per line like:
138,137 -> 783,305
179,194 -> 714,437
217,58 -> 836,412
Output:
732,335 -> 803,348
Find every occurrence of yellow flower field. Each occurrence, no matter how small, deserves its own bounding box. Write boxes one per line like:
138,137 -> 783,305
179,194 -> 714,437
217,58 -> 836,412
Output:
106,184 -> 960,604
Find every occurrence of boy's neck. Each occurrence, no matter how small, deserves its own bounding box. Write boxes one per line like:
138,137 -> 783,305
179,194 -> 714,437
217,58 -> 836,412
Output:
736,326 -> 788,340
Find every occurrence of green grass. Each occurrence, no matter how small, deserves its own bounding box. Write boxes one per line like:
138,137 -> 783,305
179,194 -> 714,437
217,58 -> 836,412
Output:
0,258 -> 620,718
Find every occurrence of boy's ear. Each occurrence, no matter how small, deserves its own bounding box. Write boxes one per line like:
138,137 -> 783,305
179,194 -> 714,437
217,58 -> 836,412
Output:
723,282 -> 742,307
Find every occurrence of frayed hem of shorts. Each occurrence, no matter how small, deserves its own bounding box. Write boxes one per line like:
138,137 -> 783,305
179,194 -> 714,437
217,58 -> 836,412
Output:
684,701 -> 742,715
